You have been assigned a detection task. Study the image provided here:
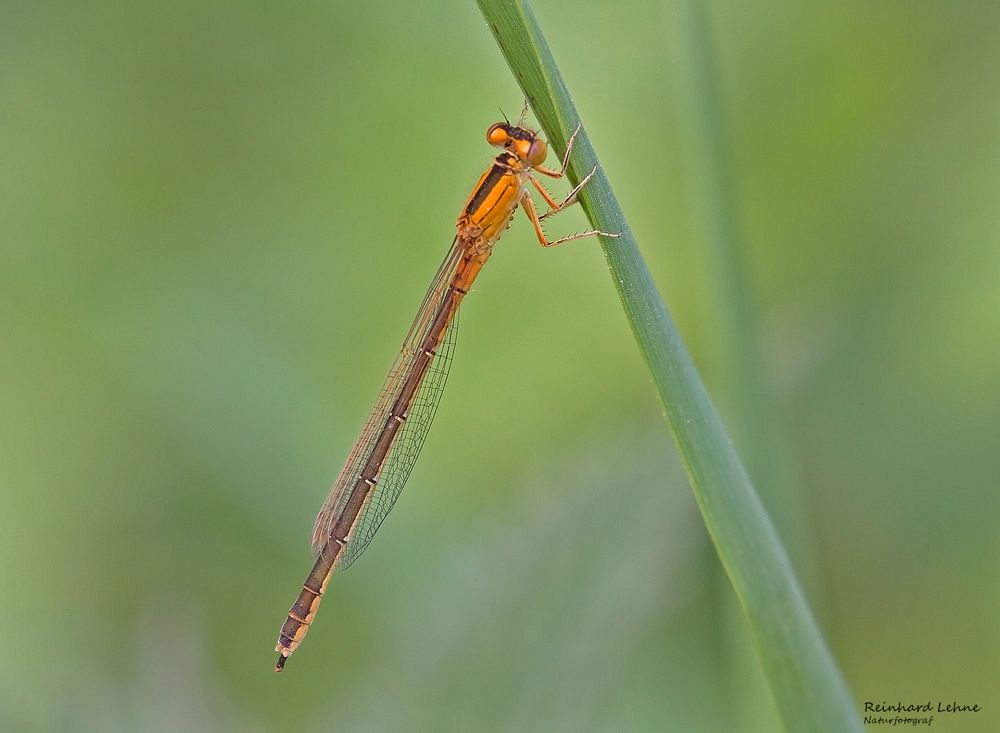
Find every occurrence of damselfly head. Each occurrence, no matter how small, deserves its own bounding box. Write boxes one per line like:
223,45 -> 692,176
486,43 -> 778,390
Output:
486,122 -> 548,167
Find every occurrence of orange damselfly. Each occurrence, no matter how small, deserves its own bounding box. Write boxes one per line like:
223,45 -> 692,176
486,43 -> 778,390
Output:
274,103 -> 617,671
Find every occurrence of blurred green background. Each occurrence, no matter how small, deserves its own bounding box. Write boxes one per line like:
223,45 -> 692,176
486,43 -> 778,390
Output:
2,1 -> 998,731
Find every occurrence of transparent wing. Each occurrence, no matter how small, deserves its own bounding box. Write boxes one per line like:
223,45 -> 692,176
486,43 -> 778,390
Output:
310,238 -> 465,567
335,310 -> 458,569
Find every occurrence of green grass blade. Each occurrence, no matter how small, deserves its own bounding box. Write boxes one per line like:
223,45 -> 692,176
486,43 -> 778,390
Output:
476,2 -> 862,730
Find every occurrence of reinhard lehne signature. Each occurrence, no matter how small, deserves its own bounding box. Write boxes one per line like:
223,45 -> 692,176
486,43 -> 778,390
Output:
863,700 -> 981,727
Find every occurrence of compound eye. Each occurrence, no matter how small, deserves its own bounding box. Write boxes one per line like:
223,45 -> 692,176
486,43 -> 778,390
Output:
527,138 -> 548,167
487,123 -> 509,147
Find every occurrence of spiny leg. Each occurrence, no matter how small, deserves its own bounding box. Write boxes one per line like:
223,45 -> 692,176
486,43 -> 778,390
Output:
534,165 -> 600,221
523,119 -> 618,243
532,122 -> 584,179
530,175 -> 561,210
516,98 -> 530,126
520,191 -> 619,248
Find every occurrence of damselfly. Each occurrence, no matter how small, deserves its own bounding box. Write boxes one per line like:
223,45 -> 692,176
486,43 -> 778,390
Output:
275,103 -> 618,671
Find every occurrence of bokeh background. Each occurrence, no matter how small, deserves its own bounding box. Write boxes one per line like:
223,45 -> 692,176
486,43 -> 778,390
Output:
2,1 -> 998,731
